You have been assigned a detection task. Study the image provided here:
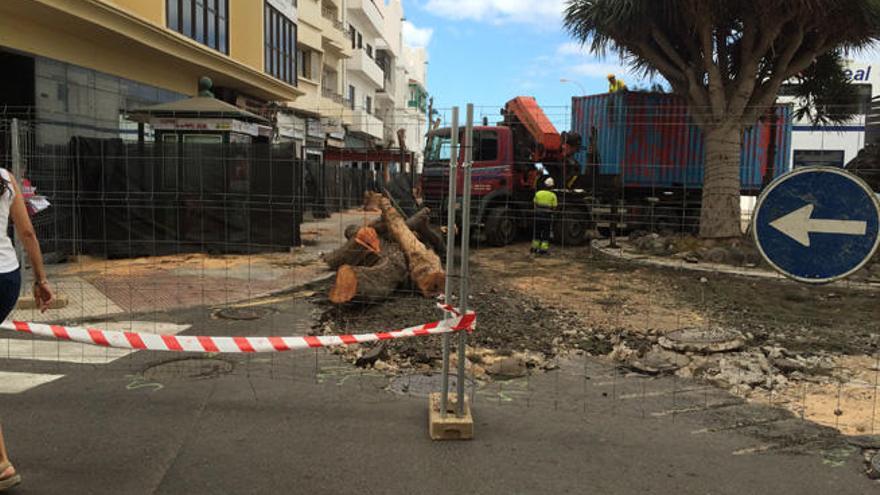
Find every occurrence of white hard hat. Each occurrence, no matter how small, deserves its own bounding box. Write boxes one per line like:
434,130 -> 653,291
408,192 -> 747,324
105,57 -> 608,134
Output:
544,177 -> 555,188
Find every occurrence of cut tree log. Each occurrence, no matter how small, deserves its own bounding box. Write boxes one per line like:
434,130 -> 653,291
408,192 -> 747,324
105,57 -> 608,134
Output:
378,195 -> 446,297
345,205 -> 445,255
328,241 -> 407,304
323,227 -> 381,270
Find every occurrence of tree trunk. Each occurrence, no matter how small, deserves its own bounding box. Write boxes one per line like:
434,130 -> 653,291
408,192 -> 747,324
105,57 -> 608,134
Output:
323,227 -> 381,270
345,207 -> 445,255
328,241 -> 408,304
699,126 -> 744,239
378,196 -> 446,297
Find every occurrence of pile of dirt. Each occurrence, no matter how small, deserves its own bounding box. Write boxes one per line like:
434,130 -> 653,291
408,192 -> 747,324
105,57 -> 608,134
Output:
311,263 -> 593,376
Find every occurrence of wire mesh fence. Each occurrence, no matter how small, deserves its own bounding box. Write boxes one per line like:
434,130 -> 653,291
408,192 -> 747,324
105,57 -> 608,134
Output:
0,103 -> 878,446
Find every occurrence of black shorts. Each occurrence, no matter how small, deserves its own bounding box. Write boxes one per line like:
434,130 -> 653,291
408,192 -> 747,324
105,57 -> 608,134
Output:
0,268 -> 21,321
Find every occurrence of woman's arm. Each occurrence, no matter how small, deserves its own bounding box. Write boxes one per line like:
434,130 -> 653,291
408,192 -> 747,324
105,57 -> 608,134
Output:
8,174 -> 54,312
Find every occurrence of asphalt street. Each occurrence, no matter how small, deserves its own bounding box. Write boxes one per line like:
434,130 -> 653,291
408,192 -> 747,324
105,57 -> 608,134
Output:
0,296 -> 876,494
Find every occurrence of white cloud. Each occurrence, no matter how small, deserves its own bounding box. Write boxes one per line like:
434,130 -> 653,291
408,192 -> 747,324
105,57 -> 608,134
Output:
570,62 -> 633,79
423,0 -> 565,26
556,42 -> 589,57
567,61 -> 659,88
403,21 -> 434,48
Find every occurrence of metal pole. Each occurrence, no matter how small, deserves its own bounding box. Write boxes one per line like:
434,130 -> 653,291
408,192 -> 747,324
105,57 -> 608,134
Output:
10,119 -> 27,295
457,104 -> 474,417
440,107 -> 459,417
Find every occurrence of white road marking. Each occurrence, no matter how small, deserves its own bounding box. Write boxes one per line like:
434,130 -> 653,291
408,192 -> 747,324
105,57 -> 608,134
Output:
0,321 -> 190,364
0,371 -> 64,394
0,321 -> 191,393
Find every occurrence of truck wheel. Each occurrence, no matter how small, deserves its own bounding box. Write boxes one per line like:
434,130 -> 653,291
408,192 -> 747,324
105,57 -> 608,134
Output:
485,207 -> 517,246
554,213 -> 591,246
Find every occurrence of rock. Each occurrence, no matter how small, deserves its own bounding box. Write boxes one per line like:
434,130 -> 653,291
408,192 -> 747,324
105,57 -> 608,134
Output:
709,351 -> 773,388
846,435 -> 880,450
659,327 -> 745,353
355,343 -> 387,368
672,251 -> 700,263
771,357 -> 808,373
626,346 -> 691,374
869,452 -> 880,480
485,356 -> 528,378
705,247 -> 728,264
761,346 -> 786,359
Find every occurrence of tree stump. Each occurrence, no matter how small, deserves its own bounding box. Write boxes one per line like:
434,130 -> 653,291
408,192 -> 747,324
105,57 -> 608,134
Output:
323,227 -> 381,270
328,241 -> 408,304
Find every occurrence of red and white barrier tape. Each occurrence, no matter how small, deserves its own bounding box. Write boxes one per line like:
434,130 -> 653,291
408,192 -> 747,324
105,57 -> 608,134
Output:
0,305 -> 475,354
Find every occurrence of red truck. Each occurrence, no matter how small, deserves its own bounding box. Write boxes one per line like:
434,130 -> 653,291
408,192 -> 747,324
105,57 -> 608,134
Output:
420,94 -> 791,244
420,96 -> 591,246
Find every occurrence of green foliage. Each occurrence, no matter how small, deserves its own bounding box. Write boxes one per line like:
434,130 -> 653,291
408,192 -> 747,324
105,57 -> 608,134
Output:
563,0 -> 880,123
787,50 -> 864,125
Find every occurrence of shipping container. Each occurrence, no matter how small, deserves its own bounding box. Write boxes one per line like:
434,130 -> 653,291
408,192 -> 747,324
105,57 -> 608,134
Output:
571,92 -> 792,194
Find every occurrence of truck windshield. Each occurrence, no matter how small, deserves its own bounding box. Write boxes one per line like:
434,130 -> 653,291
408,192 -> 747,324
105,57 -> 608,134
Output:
426,130 -> 498,163
426,134 -> 452,162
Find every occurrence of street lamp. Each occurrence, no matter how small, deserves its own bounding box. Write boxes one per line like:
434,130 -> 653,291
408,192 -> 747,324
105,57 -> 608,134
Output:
560,78 -> 587,96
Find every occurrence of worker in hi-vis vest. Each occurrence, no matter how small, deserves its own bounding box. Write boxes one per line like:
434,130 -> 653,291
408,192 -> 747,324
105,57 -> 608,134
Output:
532,176 -> 558,256
607,74 -> 627,93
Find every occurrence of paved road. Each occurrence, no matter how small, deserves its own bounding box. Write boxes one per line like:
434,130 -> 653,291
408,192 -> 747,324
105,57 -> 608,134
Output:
0,296 -> 876,494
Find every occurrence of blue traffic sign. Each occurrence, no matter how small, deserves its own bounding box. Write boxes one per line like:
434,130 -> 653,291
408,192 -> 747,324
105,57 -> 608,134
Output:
753,166 -> 880,284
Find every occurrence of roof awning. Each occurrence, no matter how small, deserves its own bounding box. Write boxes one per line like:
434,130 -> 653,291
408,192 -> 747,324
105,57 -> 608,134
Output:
128,96 -> 270,124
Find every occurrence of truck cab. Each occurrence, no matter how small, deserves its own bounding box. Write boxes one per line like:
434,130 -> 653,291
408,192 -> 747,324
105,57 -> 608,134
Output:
421,99 -> 591,246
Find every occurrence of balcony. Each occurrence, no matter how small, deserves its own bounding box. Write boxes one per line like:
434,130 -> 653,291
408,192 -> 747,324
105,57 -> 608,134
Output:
349,108 -> 383,139
321,6 -> 346,34
349,50 -> 385,87
376,87 -> 395,106
347,0 -> 384,35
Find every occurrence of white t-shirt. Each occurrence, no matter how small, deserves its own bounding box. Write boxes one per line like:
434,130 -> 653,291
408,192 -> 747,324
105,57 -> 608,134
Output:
0,169 -> 20,273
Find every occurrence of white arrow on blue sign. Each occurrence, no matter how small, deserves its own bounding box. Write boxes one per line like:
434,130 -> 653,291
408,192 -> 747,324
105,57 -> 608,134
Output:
753,166 -> 880,284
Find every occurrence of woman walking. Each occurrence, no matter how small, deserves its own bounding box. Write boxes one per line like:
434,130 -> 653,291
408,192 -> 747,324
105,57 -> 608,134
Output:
0,167 -> 54,491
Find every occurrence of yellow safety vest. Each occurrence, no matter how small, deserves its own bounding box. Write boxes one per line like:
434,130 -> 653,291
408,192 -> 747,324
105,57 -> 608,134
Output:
534,190 -> 558,209
609,80 -> 627,93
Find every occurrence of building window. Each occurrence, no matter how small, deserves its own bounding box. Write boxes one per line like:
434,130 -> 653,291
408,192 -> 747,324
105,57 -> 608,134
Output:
297,48 -> 312,80
365,96 -> 372,114
349,85 -> 356,110
349,25 -> 356,49
357,32 -> 363,49
366,44 -> 373,59
264,2 -> 297,85
166,0 -> 228,54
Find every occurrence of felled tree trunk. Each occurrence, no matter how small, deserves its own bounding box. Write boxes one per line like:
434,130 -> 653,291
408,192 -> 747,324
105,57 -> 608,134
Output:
323,227 -> 381,270
378,196 -> 445,297
329,241 -> 407,304
345,206 -> 445,255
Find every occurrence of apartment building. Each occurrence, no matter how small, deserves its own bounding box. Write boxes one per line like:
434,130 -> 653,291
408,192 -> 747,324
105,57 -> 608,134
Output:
339,0 -> 429,175
0,0 -> 429,163
280,0 -> 349,161
0,0 -> 303,145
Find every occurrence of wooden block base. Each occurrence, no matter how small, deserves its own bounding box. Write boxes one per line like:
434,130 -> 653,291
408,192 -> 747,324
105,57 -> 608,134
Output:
429,392 -> 474,441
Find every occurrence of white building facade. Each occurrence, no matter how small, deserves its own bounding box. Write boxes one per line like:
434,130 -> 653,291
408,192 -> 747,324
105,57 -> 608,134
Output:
781,60 -> 879,168
342,0 -> 429,174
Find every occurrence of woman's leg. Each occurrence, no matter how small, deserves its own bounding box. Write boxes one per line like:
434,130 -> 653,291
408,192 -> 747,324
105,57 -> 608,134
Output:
0,269 -> 22,483
0,424 -> 14,479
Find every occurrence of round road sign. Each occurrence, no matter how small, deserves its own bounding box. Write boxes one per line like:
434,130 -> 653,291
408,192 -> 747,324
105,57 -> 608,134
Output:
752,166 -> 880,284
